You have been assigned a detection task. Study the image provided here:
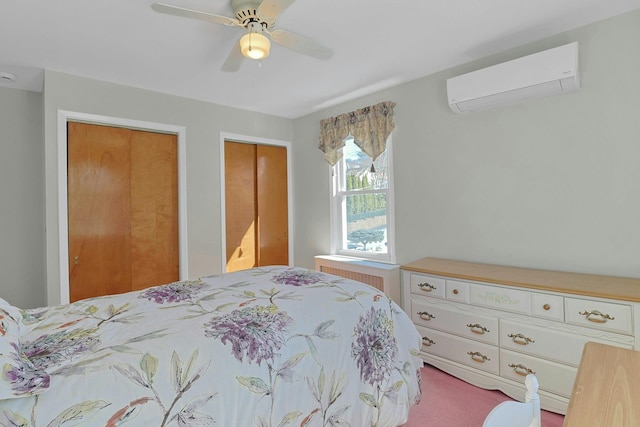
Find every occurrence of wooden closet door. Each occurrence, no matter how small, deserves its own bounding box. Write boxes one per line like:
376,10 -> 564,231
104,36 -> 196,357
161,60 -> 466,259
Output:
130,130 -> 179,290
67,122 -> 133,301
224,141 -> 288,273
67,122 -> 179,302
225,141 -> 258,272
256,144 -> 288,266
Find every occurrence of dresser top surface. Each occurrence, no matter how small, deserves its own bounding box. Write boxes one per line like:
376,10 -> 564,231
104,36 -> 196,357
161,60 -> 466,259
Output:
401,258 -> 640,302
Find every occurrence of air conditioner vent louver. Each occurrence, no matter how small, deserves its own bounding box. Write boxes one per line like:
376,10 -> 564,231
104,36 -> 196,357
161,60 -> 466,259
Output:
447,42 -> 580,113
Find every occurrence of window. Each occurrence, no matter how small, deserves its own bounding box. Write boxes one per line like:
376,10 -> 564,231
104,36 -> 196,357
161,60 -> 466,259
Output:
331,136 -> 395,263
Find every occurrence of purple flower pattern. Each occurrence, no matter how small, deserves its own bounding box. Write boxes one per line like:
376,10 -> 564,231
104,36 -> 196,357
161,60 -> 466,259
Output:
2,343 -> 50,396
204,305 -> 294,365
271,269 -> 326,287
0,267 -> 422,425
351,307 -> 398,386
139,280 -> 207,304
21,328 -> 100,370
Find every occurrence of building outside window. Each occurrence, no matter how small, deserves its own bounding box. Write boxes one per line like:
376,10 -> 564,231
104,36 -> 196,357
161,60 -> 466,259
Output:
331,136 -> 395,263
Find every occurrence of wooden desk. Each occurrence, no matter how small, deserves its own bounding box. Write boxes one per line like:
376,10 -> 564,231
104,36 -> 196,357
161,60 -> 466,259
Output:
563,342 -> 640,426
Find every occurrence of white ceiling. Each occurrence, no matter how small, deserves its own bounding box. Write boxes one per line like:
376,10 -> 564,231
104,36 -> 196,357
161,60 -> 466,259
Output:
1,0 -> 639,118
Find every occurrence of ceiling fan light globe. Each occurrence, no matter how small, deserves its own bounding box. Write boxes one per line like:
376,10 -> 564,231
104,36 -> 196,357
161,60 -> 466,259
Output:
240,32 -> 270,60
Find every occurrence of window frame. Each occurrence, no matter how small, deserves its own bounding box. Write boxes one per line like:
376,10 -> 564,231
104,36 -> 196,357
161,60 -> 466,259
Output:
330,136 -> 396,264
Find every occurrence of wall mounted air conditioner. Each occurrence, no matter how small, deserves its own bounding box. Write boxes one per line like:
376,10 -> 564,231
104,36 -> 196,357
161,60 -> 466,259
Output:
447,42 -> 580,113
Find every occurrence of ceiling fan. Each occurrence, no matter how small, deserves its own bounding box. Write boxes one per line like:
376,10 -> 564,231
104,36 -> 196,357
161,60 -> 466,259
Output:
151,0 -> 333,72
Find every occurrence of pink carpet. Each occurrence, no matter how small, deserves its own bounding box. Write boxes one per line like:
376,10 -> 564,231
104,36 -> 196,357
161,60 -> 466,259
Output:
401,365 -> 565,426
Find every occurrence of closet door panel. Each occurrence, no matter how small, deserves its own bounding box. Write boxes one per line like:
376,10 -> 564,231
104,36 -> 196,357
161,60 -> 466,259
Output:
67,122 -> 132,302
225,141 -> 258,272
257,145 -> 288,266
130,130 -> 179,290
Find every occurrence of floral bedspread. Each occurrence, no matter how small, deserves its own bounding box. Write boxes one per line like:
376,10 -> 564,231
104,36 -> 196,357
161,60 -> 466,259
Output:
1,266 -> 422,427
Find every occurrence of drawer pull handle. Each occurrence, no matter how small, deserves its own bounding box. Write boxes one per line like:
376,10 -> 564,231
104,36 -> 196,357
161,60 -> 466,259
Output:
452,289 -> 459,295
507,333 -> 535,345
422,337 -> 435,347
579,310 -> 614,323
417,311 -> 436,321
467,351 -> 490,363
467,323 -> 490,334
508,363 -> 536,376
543,304 -> 551,311
418,282 -> 437,292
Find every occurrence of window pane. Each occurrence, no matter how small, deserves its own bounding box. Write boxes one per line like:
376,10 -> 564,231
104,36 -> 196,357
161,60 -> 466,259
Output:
343,138 -> 388,191
345,193 -> 388,254
332,136 -> 394,262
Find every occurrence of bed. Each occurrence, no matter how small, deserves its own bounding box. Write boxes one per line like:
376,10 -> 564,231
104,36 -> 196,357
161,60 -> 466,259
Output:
1,266 -> 422,426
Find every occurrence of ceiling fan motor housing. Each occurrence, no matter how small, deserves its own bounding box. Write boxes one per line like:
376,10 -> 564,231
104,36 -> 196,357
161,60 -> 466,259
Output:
231,0 -> 272,27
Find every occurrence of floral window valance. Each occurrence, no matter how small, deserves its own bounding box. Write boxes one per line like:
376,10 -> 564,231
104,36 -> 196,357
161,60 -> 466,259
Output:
318,101 -> 396,167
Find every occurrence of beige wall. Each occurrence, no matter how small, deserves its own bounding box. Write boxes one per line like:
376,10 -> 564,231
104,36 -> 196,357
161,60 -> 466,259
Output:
2,9 -> 639,308
0,87 -> 45,308
42,71 -> 293,305
292,9 -> 640,278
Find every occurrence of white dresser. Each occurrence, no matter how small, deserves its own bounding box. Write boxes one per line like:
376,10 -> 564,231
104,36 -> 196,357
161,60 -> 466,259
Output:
401,258 -> 640,415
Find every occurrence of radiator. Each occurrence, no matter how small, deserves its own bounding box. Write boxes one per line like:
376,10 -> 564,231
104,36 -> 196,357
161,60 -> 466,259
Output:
314,255 -> 401,305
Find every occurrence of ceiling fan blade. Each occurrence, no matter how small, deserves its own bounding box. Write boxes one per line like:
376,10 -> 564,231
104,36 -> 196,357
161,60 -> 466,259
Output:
257,0 -> 296,21
151,2 -> 240,26
269,29 -> 333,60
221,40 -> 244,72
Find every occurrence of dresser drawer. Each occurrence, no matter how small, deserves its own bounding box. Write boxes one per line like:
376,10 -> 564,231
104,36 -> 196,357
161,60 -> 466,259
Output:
531,292 -> 564,321
417,326 -> 499,375
446,280 -> 470,303
500,349 -> 577,398
470,283 -> 532,315
409,273 -> 446,299
411,299 -> 499,345
499,319 -> 632,366
565,297 -> 633,335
